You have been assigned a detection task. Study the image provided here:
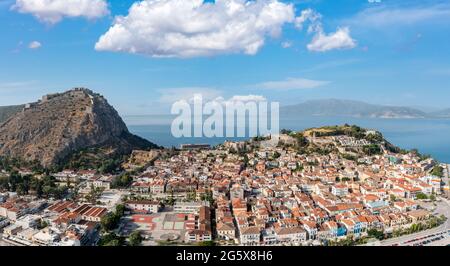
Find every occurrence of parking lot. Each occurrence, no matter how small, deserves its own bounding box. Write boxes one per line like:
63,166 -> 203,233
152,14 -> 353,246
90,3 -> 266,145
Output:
396,230 -> 450,246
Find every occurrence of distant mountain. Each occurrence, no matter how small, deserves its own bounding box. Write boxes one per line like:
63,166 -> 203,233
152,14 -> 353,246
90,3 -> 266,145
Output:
0,88 -> 158,167
430,108 -> 450,118
0,105 -> 24,124
281,99 -> 428,119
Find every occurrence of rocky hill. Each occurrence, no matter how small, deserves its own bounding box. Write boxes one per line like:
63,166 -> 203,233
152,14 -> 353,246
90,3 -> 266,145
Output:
0,105 -> 24,124
0,88 -> 158,167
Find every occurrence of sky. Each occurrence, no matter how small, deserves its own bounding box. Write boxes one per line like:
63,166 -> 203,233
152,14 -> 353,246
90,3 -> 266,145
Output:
1,0 -> 450,115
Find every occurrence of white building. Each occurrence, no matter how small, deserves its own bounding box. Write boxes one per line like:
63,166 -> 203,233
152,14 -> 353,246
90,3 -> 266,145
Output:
239,226 -> 260,246
275,227 -> 307,245
125,200 -> 160,214
174,201 -> 210,214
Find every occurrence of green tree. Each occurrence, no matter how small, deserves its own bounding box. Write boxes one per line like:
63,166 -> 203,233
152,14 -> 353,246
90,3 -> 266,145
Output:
0,176 -> 10,191
390,194 -> 396,202
197,241 -> 216,246
98,233 -> 124,246
415,193 -> 428,200
100,204 -> 125,232
129,231 -> 143,246
431,166 -> 444,177
362,144 -> 382,156
367,229 -> 384,240
115,204 -> 125,217
100,213 -> 118,232
86,185 -> 103,204
111,173 -> 133,188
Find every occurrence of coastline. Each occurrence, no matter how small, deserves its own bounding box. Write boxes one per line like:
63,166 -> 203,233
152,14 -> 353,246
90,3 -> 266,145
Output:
125,115 -> 450,164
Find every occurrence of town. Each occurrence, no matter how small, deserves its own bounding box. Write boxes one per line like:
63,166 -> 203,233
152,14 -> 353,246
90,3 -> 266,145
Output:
1,125 -> 449,246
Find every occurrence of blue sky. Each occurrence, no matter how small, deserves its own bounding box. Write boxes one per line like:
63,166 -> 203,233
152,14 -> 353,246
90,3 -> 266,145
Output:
1,0 -> 450,115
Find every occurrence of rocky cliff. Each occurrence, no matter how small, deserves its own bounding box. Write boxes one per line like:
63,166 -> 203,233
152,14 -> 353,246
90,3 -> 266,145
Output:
0,88 -> 158,167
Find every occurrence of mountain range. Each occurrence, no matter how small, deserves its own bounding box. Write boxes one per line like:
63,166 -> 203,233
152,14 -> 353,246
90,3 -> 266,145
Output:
430,108 -> 450,118
281,99 -> 450,119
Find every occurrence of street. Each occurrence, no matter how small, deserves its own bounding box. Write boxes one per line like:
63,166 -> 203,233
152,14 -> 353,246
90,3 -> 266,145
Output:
379,197 -> 450,246
0,233 -> 15,246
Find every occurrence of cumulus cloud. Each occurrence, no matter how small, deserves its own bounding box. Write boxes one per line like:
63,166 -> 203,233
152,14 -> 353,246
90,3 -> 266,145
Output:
157,87 -> 268,107
254,77 -> 330,90
12,0 -> 109,24
95,0 -> 296,58
307,27 -> 356,52
294,8 -> 356,52
28,41 -> 41,49
294,8 -> 321,31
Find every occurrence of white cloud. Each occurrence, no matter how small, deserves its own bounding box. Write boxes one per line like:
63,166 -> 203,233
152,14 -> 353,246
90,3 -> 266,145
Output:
281,41 -> 292,48
254,77 -> 330,90
227,95 -> 267,102
95,0 -> 295,58
307,27 -> 356,52
158,87 -> 223,103
294,8 -> 321,31
28,41 -> 41,49
157,86 -> 269,107
348,4 -> 450,28
294,8 -> 356,52
12,0 -> 109,24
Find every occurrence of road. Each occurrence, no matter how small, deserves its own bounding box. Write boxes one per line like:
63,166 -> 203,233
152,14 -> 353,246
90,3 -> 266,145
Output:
443,164 -> 450,188
379,198 -> 450,246
0,233 -> 16,246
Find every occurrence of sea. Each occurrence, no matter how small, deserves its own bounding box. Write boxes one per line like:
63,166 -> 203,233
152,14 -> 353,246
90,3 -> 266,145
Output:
125,115 -> 450,163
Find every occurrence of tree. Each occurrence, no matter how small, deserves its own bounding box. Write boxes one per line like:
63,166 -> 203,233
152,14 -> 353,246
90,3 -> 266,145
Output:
30,177 -> 43,197
273,151 -> 281,159
201,190 -> 214,205
431,166 -> 444,177
101,213 -> 118,232
111,173 -> 133,189
115,204 -> 125,217
98,233 -> 124,246
390,194 -> 396,202
198,241 -> 216,246
362,144 -> 382,156
416,193 -> 428,200
38,219 -> 48,229
86,185 -> 103,204
8,171 -> 21,191
367,229 -> 384,240
187,190 -> 197,201
101,204 -> 125,232
129,231 -> 143,246
429,194 -> 436,201
0,176 -> 10,191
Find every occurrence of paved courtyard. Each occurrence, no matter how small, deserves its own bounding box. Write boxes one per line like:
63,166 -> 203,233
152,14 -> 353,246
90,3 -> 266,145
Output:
121,211 -> 192,245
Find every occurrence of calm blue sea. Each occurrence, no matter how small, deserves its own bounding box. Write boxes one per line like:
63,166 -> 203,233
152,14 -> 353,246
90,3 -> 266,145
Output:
125,115 -> 450,163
